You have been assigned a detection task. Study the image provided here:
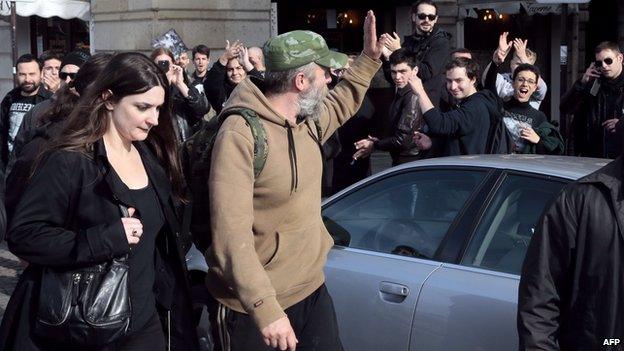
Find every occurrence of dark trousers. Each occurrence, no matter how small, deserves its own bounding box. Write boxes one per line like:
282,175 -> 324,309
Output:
211,284 -> 343,351
103,313 -> 166,351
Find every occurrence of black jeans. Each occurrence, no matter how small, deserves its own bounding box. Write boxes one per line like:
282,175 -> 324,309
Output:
103,312 -> 166,351
212,284 -> 343,351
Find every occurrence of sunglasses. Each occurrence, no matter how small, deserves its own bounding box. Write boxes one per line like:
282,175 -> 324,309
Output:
417,13 -> 437,21
595,57 -> 614,68
59,72 -> 77,81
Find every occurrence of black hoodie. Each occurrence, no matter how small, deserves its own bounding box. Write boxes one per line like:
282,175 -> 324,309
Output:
423,89 -> 500,155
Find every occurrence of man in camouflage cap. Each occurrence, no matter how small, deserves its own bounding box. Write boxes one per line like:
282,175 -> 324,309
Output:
206,11 -> 388,351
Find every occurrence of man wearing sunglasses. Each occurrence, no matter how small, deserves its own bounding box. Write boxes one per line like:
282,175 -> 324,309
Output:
561,41 -> 624,158
381,0 -> 451,109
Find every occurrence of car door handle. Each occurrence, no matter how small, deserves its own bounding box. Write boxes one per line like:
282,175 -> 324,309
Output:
379,282 -> 410,297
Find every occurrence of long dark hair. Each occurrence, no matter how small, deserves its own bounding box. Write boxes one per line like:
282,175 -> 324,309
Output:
45,52 -> 185,200
38,53 -> 113,126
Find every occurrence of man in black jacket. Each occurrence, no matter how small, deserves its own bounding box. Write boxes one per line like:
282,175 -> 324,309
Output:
0,54 -> 51,171
382,0 -> 451,108
354,48 -> 429,165
561,41 -> 624,158
518,156 -> 624,351
409,57 -> 498,155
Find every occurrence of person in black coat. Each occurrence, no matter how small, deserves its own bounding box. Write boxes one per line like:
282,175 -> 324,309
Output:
409,57 -> 497,156
381,0 -> 451,108
0,52 -> 198,351
518,156 -> 624,351
151,47 -> 209,142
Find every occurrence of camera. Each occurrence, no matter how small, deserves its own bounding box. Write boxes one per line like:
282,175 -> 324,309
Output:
157,60 -> 170,72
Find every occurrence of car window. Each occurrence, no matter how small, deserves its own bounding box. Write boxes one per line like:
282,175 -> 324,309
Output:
322,169 -> 486,259
461,174 -> 566,275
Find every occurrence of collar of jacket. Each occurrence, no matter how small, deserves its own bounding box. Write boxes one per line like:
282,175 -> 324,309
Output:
396,84 -> 413,97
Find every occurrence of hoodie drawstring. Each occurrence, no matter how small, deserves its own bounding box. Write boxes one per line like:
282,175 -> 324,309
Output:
285,121 -> 299,194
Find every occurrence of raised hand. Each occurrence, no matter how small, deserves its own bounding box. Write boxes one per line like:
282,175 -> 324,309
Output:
383,31 -> 401,52
220,40 -> 242,65
513,38 -> 530,63
238,46 -> 254,72
362,10 -> 386,60
494,32 -> 512,65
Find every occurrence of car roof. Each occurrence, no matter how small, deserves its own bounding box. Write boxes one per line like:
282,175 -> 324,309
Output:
380,154 -> 610,181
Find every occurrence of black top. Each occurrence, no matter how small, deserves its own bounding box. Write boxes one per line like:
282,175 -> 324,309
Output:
423,90 -> 499,156
112,172 -> 165,331
502,98 -> 547,153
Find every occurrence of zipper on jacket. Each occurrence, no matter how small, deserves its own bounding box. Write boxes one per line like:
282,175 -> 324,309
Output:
71,273 -> 81,306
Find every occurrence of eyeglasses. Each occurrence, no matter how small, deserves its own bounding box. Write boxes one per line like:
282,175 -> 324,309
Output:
417,13 -> 437,21
59,72 -> 77,81
515,77 -> 536,85
595,57 -> 614,67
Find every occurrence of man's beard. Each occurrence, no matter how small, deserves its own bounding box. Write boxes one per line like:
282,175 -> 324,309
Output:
297,82 -> 328,120
20,81 -> 39,94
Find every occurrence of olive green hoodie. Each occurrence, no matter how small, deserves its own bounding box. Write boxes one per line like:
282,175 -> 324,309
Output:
207,54 -> 381,329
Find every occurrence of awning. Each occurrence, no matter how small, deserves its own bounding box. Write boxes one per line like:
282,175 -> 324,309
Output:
458,0 -> 590,18
0,0 -> 90,21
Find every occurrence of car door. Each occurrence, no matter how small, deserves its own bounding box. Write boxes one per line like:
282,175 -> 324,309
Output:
411,173 -> 567,351
322,168 -> 488,351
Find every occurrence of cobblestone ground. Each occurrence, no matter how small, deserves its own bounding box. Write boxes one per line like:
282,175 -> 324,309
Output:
0,242 -> 21,319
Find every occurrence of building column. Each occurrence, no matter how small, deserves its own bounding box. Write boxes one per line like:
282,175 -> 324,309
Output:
90,0 -> 272,56
550,13 -> 562,126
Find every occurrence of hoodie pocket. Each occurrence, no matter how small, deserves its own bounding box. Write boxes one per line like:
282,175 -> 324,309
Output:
262,227 -> 312,275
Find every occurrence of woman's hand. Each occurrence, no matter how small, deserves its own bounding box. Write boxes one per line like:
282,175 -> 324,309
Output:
122,207 -> 143,245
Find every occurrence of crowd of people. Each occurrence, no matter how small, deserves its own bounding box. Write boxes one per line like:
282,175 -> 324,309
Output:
0,0 -> 622,350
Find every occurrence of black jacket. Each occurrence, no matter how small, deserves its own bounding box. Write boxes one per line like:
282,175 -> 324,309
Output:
375,85 -> 423,164
0,140 -> 197,350
561,73 -> 624,158
332,94 -> 376,193
383,27 -> 452,107
0,87 -> 52,170
518,157 -> 624,351
423,89 -> 498,155
171,84 -> 209,142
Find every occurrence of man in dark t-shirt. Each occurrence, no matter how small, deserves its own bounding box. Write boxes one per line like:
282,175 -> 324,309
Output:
0,54 -> 51,171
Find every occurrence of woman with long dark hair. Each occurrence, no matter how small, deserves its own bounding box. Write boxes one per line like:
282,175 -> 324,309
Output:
0,52 -> 197,350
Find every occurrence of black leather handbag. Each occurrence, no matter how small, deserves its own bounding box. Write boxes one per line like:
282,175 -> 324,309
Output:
34,206 -> 131,347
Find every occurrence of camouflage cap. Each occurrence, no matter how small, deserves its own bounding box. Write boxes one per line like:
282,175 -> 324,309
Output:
264,30 -> 348,71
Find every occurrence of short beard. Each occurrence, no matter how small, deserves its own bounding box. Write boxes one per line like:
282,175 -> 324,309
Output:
20,81 -> 39,94
297,82 -> 328,120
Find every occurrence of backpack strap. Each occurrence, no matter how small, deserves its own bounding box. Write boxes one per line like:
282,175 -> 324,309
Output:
220,108 -> 268,178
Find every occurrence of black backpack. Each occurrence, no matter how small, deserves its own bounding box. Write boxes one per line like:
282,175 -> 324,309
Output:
181,108 -> 269,252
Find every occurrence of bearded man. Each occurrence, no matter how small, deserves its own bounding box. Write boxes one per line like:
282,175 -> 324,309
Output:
0,54 -> 51,172
206,10 -> 386,351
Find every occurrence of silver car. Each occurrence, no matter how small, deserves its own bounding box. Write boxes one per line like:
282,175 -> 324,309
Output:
322,155 -> 608,351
